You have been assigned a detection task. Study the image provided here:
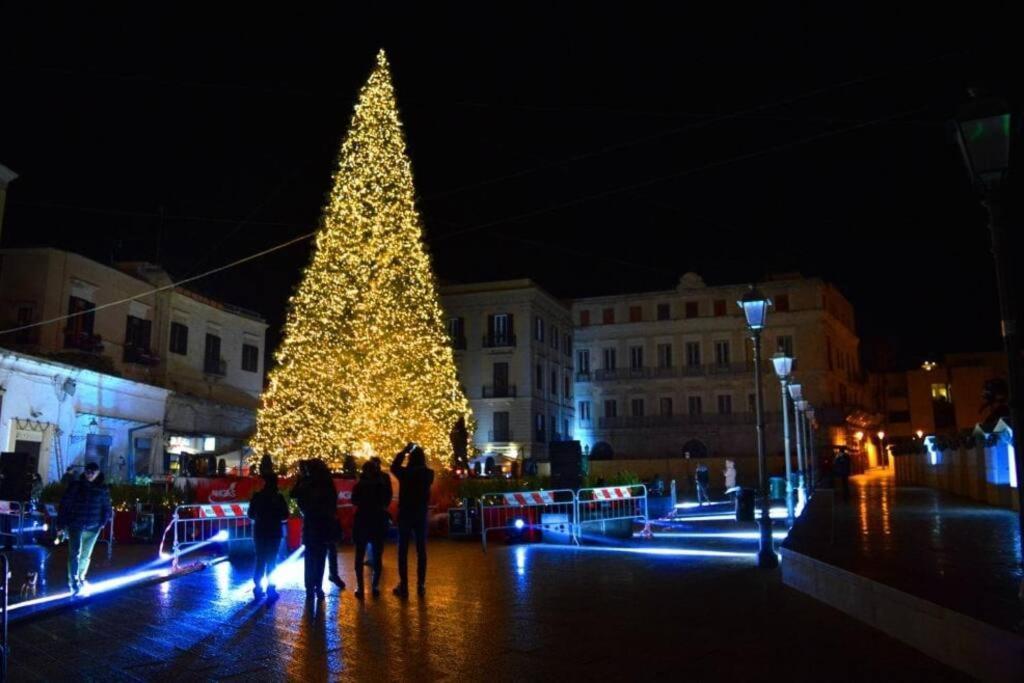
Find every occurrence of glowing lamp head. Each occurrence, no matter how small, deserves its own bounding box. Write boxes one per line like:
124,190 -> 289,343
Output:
513,518 -> 525,531
952,92 -> 1012,194
737,285 -> 771,331
771,352 -> 794,380
212,530 -> 230,542
916,430 -> 925,439
855,431 -> 864,441
877,431 -> 885,441
788,383 -> 803,402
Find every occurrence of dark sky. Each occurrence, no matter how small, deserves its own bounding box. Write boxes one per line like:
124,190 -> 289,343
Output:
1,5 -> 1019,369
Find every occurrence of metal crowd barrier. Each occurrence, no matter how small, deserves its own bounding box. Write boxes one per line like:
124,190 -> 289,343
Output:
159,502 -> 252,569
0,501 -> 31,549
1,552 -> 9,680
477,485 -> 650,550
575,484 -> 649,540
478,489 -> 577,551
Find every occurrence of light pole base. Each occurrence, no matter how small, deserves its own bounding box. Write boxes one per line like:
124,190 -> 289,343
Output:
757,518 -> 778,569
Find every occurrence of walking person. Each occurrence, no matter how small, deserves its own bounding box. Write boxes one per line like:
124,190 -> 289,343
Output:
56,462 -> 111,595
248,467 -> 289,601
695,462 -> 711,506
390,443 -> 434,598
833,447 -> 852,502
352,461 -> 388,598
291,459 -> 338,600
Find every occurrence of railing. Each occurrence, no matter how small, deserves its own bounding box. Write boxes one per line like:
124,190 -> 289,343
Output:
598,412 -> 779,429
203,358 -> 228,376
575,371 -> 591,382
482,384 -> 517,398
590,362 -> 772,381
482,334 -> 516,348
63,330 -> 104,352
651,366 -> 677,378
124,346 -> 160,366
487,430 -> 514,442
594,368 -> 620,381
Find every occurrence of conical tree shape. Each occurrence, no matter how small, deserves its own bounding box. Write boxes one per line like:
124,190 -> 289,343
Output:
252,50 -> 471,470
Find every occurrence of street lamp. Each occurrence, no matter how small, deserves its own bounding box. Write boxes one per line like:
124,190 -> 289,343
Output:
738,285 -> 777,569
806,405 -> 817,493
771,351 -> 796,523
952,91 -> 1024,561
796,399 -> 811,492
877,430 -> 886,469
789,382 -> 806,503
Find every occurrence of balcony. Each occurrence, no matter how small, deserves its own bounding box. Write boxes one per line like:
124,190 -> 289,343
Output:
594,368 -> 620,381
204,358 -> 227,376
598,412 -> 778,429
64,330 -> 104,353
482,333 -> 516,349
575,371 -> 592,382
482,384 -> 517,398
123,346 -> 160,366
487,430 -> 514,442
681,364 -> 706,377
651,366 -> 677,378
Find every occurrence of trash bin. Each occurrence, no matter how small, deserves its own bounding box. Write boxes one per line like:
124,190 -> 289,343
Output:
769,476 -> 786,501
735,487 -> 755,522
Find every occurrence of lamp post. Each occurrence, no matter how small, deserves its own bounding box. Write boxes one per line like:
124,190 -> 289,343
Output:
877,430 -> 886,469
951,92 -> 1024,561
789,382 -> 806,505
738,285 -> 777,569
772,352 -> 796,523
796,399 -> 811,492
806,405 -> 816,493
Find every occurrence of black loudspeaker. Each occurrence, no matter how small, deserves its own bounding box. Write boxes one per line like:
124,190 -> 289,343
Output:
0,451 -> 38,501
548,441 -> 583,490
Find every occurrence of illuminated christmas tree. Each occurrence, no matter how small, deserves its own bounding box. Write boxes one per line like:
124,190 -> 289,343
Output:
252,50 -> 471,470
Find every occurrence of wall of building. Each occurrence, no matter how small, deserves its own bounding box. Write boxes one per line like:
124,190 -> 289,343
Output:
0,349 -> 168,482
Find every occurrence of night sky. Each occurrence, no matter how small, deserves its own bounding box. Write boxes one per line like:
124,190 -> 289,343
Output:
1,6 -> 1019,370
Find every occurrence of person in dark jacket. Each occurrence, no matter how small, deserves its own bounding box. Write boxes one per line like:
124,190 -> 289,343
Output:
291,458 -> 339,600
362,457 -> 393,570
57,462 -> 112,594
248,470 -> 289,601
833,448 -> 852,502
391,443 -> 434,597
352,460 -> 388,598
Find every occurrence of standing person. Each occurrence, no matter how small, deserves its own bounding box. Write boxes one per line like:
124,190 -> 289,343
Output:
291,459 -> 338,600
56,462 -> 111,595
60,466 -> 76,485
362,457 -> 393,570
833,447 -> 852,502
352,461 -> 387,598
695,462 -> 711,506
390,443 -> 434,597
248,469 -> 289,601
723,459 -> 737,498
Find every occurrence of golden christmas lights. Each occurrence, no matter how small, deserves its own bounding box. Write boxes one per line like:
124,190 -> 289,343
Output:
251,50 -> 471,470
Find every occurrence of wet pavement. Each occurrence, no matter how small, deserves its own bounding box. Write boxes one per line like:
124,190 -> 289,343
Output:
6,536 -> 967,681
784,469 -> 1024,632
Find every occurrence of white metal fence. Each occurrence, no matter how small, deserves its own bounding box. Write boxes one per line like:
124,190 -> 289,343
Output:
159,502 -> 252,568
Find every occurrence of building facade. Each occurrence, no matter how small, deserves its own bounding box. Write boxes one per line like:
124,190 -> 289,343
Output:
440,280 -> 575,472
571,272 -> 870,461
0,248 -> 268,476
0,348 -> 169,482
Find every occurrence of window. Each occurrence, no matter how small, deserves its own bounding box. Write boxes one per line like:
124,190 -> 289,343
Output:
713,299 -> 727,317
492,412 -> 510,441
124,315 -> 153,353
204,333 -> 222,374
657,303 -> 670,321
579,401 -> 591,421
580,310 -> 591,326
577,349 -> 590,373
774,294 -> 790,312
717,395 -> 733,415
688,396 -> 703,415
564,374 -> 571,397
65,295 -> 97,346
550,325 -> 559,349
660,397 -> 673,416
657,343 -> 672,368
931,384 -> 951,402
685,301 -> 699,319
747,393 -> 756,412
629,346 -> 643,370
714,340 -> 730,366
631,398 -> 644,417
487,313 -> 514,345
536,363 -> 544,392
563,418 -> 570,440
685,342 -> 701,367
15,305 -> 38,344
535,413 -> 545,440
448,317 -> 465,348
550,415 -> 557,441
603,348 -> 617,370
169,322 -> 189,355
493,362 -> 510,395
534,316 -> 545,342
551,370 -> 558,396
776,335 -> 794,357
602,307 -> 615,324
563,334 -> 572,355
604,400 -> 617,418
826,337 -> 833,370
242,344 -> 259,372
629,305 -> 642,322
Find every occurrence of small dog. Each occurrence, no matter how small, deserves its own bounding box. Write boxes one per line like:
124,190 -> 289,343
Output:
21,570 -> 39,599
